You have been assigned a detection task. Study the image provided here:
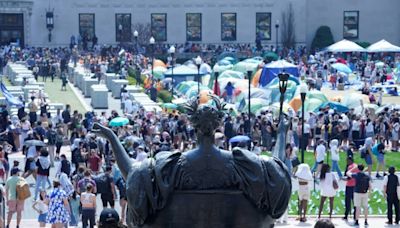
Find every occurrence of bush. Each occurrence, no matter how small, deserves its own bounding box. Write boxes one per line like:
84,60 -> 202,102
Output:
311,26 -> 334,52
157,89 -> 172,103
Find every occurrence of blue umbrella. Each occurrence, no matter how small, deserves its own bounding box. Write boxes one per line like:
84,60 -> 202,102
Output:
109,117 -> 129,127
229,135 -> 251,143
331,63 -> 352,74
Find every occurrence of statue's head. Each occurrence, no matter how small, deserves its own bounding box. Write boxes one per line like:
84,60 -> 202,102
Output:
185,95 -> 225,137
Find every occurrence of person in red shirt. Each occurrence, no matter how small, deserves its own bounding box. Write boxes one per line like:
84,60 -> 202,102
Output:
87,149 -> 102,175
343,156 -> 359,221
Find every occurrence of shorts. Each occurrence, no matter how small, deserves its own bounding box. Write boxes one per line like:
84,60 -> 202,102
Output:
354,192 -> 368,208
365,155 -> 372,165
38,213 -> 47,223
7,200 -> 24,213
101,194 -> 115,208
298,185 -> 310,200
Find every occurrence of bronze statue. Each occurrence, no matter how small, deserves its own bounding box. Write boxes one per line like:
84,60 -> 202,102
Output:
93,96 -> 291,228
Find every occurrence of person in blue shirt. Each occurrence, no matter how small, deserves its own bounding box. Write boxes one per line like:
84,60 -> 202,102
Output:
373,143 -> 386,179
225,82 -> 235,103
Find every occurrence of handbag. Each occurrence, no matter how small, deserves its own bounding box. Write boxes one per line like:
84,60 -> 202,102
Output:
333,179 -> 339,190
291,157 -> 301,168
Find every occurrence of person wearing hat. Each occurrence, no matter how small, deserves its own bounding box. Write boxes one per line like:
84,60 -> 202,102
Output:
295,163 -> 313,222
98,208 -> 127,228
383,166 -> 400,225
5,167 -> 25,228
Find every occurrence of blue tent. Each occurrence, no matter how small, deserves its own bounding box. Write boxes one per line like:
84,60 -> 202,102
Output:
259,60 -> 299,87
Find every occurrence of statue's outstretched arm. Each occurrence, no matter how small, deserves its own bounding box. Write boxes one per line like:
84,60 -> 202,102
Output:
92,123 -> 132,179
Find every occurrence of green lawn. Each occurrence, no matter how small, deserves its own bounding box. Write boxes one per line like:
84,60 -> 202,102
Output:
263,150 -> 400,173
43,78 -> 87,113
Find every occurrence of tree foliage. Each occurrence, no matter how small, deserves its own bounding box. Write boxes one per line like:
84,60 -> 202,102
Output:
311,26 -> 335,52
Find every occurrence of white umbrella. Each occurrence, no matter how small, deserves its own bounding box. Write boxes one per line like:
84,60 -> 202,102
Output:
367,39 -> 400,53
326,39 -> 365,52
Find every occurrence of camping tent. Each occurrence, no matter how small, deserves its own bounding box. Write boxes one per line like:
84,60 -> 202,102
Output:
258,60 -> 299,86
325,39 -> 365,52
164,65 -> 205,85
367,39 -> 400,53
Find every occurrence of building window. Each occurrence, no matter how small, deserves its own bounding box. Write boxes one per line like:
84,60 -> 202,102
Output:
256,13 -> 271,40
221,13 -> 236,41
0,13 -> 24,46
186,13 -> 202,41
116,13 -> 132,42
343,11 -> 359,39
79,14 -> 95,40
151,13 -> 167,42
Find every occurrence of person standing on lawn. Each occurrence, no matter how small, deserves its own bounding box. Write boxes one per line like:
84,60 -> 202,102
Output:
373,143 -> 386,179
383,166 -> 400,225
312,139 -> 326,178
295,163 -> 313,222
348,164 -> 372,226
329,139 -> 342,179
343,156 -> 358,221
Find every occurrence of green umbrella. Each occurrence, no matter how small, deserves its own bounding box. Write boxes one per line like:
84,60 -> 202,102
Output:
109,117 -> 129,127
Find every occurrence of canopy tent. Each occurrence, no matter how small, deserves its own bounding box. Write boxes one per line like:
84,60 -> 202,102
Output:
164,65 -> 205,85
367,39 -> 400,53
259,60 -> 299,86
325,39 -> 365,52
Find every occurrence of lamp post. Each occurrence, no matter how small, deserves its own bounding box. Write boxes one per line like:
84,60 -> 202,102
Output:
278,72 -> 289,123
133,30 -> 138,54
46,10 -> 54,42
149,36 -> 155,77
168,45 -> 176,98
275,20 -> 279,54
247,69 -> 253,138
195,56 -> 202,95
299,84 -> 308,163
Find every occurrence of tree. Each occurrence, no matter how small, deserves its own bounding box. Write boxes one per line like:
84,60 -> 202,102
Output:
281,3 -> 296,51
131,23 -> 151,46
311,26 -> 334,52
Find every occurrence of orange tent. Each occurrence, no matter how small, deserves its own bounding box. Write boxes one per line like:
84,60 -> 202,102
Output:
289,96 -> 302,112
251,69 -> 263,87
154,59 -> 166,68
199,90 -> 212,104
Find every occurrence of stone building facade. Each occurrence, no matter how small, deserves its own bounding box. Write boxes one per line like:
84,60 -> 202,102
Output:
0,0 -> 399,47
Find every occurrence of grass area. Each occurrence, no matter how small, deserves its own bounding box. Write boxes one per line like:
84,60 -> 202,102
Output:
288,190 -> 387,215
262,150 -> 400,172
43,78 -> 87,113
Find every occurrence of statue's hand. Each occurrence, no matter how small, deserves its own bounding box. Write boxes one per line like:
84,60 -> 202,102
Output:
92,122 -> 112,138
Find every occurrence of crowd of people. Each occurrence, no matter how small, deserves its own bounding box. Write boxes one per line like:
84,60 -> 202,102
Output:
0,42 -> 400,228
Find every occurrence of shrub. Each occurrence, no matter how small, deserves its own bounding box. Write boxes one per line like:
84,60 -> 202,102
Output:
311,26 -> 334,52
157,89 -> 172,103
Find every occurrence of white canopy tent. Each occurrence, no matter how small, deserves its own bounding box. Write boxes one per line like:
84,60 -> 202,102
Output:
326,39 -> 365,52
367,39 -> 400,53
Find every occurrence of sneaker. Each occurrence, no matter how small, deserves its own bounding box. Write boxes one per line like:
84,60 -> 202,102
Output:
386,221 -> 393,225
376,173 -> 382,178
364,220 -> 368,226
354,220 -> 359,226
342,216 -> 348,221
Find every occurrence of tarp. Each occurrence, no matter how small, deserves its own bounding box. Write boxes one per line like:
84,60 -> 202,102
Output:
367,39 -> 400,53
326,39 -> 365,52
259,60 -> 299,86
0,83 -> 23,107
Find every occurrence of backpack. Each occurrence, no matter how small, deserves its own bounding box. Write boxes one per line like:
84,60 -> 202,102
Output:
61,160 -> 71,176
47,130 -> 57,145
16,178 -> 31,200
94,174 -> 111,194
357,173 -> 370,193
56,134 -> 64,144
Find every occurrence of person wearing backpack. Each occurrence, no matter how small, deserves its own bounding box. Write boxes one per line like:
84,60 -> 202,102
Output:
98,166 -> 115,209
46,123 -> 57,166
77,170 -> 97,194
5,167 -> 26,228
348,164 -> 372,226
383,166 -> 400,225
57,154 -> 71,177
55,127 -> 64,160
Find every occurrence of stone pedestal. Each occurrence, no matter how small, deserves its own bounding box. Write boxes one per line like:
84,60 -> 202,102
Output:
83,78 -> 98,97
111,79 -> 128,98
91,85 -> 108,109
105,73 -> 118,91
125,85 -> 142,94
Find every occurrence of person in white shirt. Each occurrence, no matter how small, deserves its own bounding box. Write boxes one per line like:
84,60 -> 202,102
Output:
318,163 -> 338,219
32,190 -> 49,227
124,99 -> 133,114
330,139 -> 343,179
311,139 -> 326,177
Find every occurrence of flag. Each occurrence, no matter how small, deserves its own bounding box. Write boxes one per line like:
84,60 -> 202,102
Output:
213,80 -> 220,96
0,83 -> 23,107
238,98 -> 246,111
